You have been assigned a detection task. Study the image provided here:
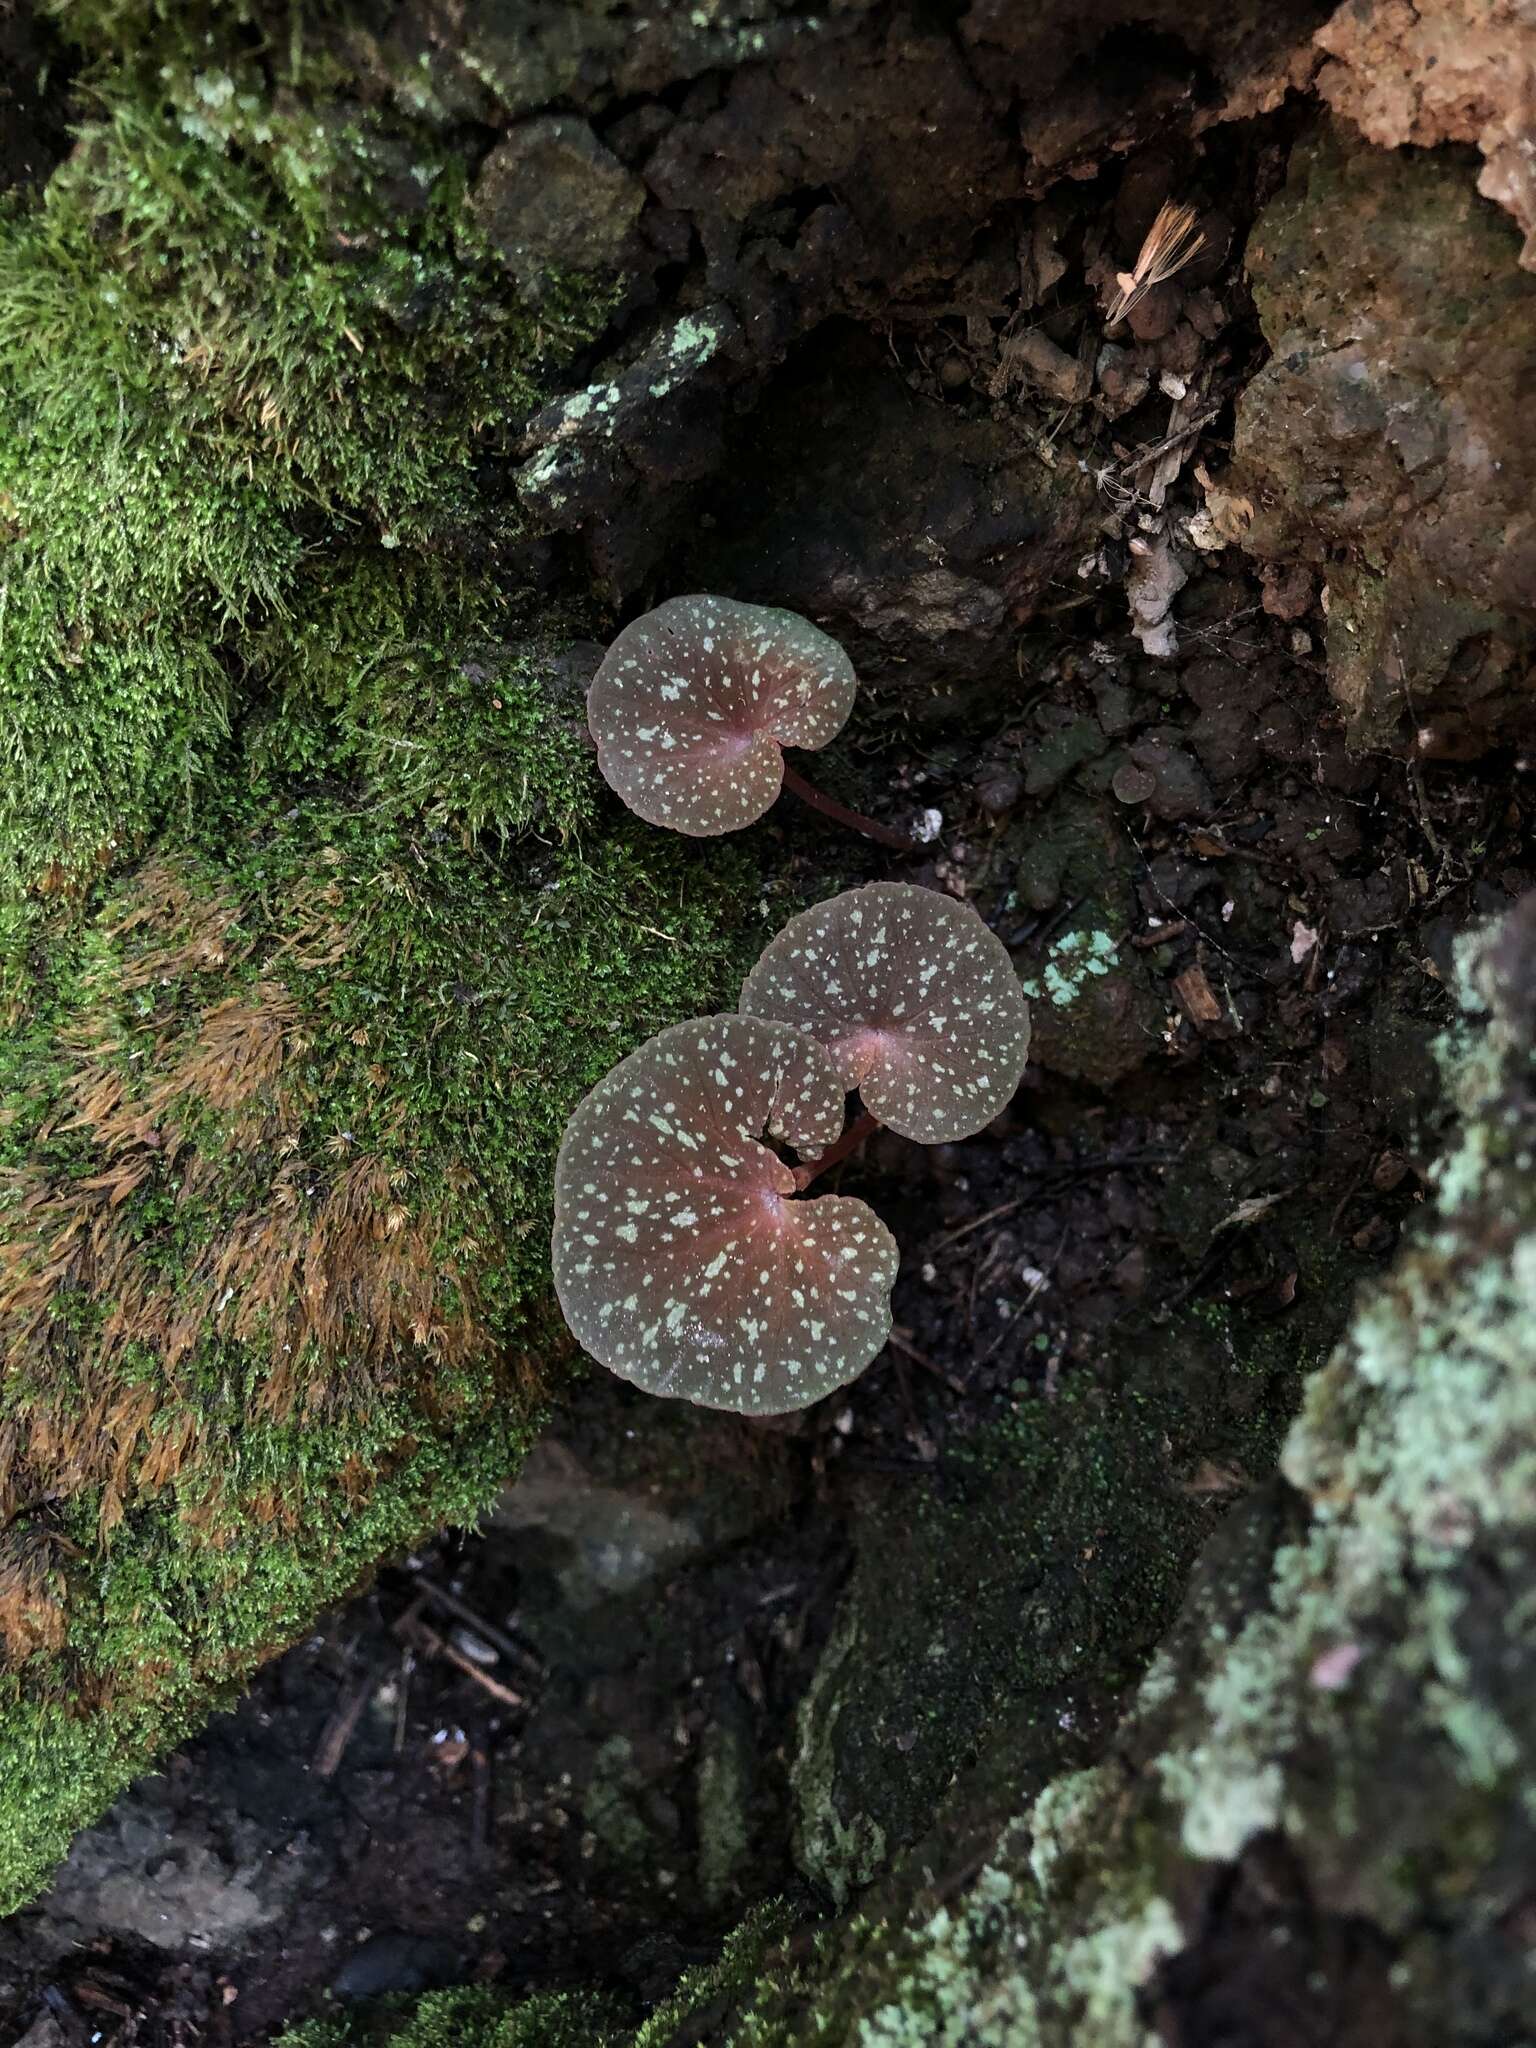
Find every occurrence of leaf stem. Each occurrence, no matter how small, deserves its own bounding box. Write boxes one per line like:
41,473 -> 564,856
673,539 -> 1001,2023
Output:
780,762 -> 920,851
792,1108 -> 882,1191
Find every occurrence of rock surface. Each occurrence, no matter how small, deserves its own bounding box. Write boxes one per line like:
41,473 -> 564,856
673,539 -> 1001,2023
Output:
685,352 -> 1098,708
1231,121 -> 1536,743
470,116 -> 645,288
1316,0 -> 1536,267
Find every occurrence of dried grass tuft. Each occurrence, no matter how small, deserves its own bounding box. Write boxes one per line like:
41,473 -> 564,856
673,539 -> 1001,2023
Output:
1108,200 -> 1206,324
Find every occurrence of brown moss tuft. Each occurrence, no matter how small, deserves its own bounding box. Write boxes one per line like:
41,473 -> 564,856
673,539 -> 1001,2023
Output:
1,872 -> 492,1541
0,1145 -> 490,1538
0,1522 -> 72,1665
216,1154 -> 491,1418
107,861 -> 254,985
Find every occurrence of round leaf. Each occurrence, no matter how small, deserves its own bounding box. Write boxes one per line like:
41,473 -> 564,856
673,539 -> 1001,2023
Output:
739,882 -> 1032,1143
553,1014 -> 898,1415
587,594 -> 858,835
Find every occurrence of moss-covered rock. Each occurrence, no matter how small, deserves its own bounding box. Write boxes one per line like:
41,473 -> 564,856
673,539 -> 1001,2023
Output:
0,773 -> 769,1910
0,5 -> 774,1911
0,4 -> 613,903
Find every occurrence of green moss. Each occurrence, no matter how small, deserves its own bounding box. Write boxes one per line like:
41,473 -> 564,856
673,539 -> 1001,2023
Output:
0,15 -> 612,896
0,777 -> 771,1912
0,574 -> 233,897
0,2 -> 787,1911
275,1986 -> 623,2048
270,1902 -> 797,2048
0,1393 -> 537,1913
785,1241 -> 1340,1911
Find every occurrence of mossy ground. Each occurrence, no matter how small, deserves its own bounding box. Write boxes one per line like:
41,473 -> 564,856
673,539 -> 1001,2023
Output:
0,4 -> 773,1911
273,1905 -> 796,2048
0,1 -> 610,907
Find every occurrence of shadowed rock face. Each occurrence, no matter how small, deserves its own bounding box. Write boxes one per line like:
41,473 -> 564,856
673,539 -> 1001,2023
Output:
451,0 -> 1327,608
684,352 -> 1099,707
470,116 -> 646,290
1315,0 -> 1536,269
761,893 -> 1536,2048
1232,121 -> 1536,744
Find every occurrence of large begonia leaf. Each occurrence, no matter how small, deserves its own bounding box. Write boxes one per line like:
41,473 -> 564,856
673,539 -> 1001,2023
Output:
553,1014 -> 898,1414
740,882 -> 1031,1142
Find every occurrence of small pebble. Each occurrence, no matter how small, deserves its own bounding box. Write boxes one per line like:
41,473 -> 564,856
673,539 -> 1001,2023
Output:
448,1626 -> 499,1668
974,766 -> 1022,815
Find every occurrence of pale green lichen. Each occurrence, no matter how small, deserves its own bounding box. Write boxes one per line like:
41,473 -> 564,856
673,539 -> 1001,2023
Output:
1019,929 -> 1119,1008
697,1711 -> 755,1908
1020,1763 -> 1119,1894
792,1601 -> 889,1907
1155,1622 -> 1288,1863
517,311 -> 728,505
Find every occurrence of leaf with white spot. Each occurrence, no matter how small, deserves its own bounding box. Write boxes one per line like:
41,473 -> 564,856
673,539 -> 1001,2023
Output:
739,882 -> 1031,1142
552,1014 -> 898,1415
587,594 -> 857,836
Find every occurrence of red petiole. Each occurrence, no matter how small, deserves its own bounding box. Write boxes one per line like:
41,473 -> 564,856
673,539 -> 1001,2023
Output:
792,1108 -> 882,1191
780,763 -> 919,852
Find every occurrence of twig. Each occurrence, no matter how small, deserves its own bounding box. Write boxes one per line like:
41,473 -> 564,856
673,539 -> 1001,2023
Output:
314,1670 -> 376,1780
931,1199 -> 1023,1250
470,1745 -> 492,1861
1119,403 -> 1222,478
396,1610 -> 526,1710
394,1647 -> 414,1756
411,1573 -> 545,1677
887,1326 -> 967,1396
1131,918 -> 1191,948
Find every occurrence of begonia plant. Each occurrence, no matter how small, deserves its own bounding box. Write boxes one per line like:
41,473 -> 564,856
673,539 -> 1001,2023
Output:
587,594 -> 913,847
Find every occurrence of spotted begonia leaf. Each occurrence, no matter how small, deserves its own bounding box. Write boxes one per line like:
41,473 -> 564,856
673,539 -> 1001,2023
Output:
739,882 -> 1031,1143
587,594 -> 858,835
552,1014 -> 899,1415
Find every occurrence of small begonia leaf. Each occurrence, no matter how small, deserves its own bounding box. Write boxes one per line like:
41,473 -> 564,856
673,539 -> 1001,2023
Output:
587,594 -> 858,835
739,882 -> 1032,1143
552,1014 -> 898,1415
